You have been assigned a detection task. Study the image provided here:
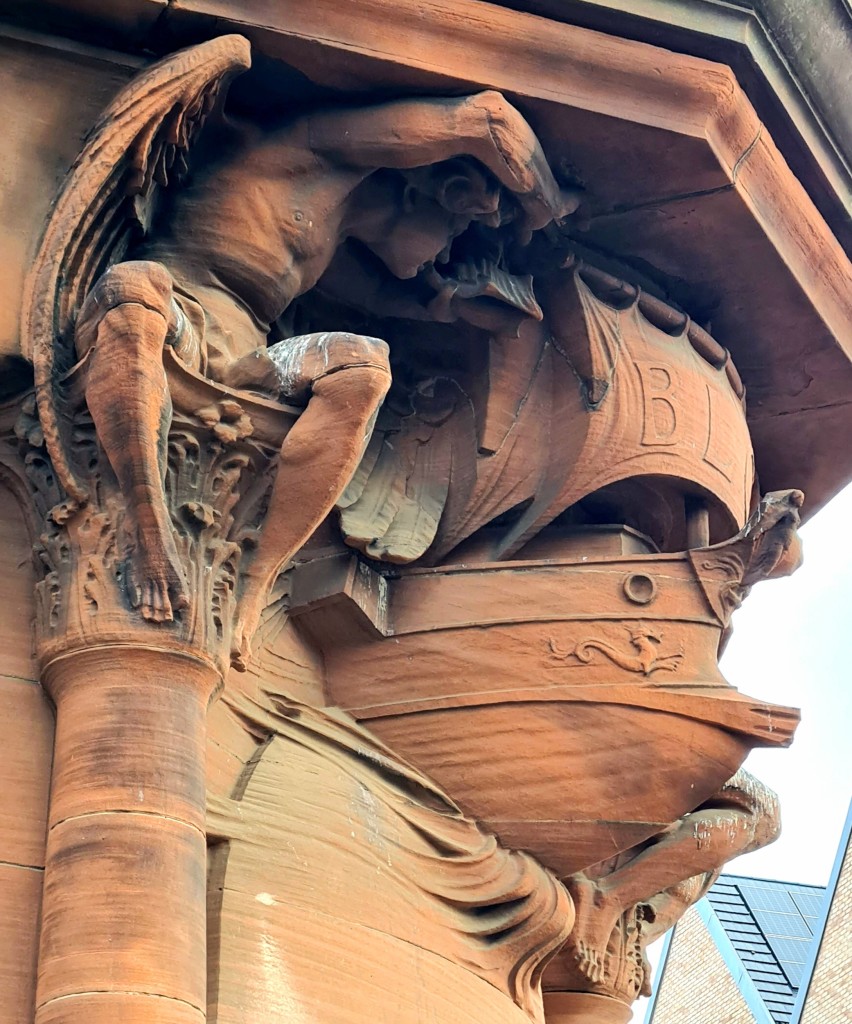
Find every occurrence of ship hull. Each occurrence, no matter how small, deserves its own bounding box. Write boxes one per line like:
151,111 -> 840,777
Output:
291,522 -> 800,878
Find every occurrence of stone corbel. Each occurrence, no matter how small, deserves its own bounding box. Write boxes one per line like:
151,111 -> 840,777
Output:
1,21 -> 814,1024
9,29 -> 573,1019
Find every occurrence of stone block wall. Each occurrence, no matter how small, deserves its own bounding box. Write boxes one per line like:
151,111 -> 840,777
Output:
0,485 -> 52,1024
800,832 -> 852,1024
0,31 -> 132,360
649,908 -> 756,1024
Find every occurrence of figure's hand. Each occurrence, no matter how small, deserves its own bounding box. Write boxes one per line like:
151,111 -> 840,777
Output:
514,185 -> 583,243
423,265 -> 540,333
463,91 -> 578,232
426,285 -> 528,333
423,270 -> 464,323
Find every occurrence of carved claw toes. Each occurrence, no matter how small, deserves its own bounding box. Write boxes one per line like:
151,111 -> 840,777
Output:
140,581 -> 174,623
127,560 -> 188,624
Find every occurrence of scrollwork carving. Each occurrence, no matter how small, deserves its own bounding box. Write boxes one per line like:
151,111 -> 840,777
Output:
548,628 -> 685,676
691,489 -> 804,626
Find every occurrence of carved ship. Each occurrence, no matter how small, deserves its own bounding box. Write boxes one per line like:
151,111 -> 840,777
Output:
288,272 -> 802,879
43,242 -> 801,882
289,500 -> 801,879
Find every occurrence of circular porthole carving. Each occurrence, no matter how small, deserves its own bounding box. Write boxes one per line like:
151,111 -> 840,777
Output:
623,572 -> 657,605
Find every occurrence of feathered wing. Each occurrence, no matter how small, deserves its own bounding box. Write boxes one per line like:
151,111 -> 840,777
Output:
21,34 -> 251,516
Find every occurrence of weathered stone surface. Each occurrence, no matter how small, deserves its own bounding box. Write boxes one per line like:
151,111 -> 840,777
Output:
0,7 -> 848,1024
0,33 -> 134,363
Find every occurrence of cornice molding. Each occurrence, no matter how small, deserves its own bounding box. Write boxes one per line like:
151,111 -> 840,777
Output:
494,0 -> 852,243
1,0 -> 850,243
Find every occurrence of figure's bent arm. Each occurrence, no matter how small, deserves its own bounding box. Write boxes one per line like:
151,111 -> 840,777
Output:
307,91 -> 573,228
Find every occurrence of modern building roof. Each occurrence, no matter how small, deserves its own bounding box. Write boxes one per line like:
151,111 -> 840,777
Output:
705,875 -> 826,1024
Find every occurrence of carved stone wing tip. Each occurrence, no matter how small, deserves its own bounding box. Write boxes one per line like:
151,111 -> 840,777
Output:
23,34 -> 253,509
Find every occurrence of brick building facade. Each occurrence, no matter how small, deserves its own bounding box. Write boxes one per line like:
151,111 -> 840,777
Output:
647,801 -> 852,1024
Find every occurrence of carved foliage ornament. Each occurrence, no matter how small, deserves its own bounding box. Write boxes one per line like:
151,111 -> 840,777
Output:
5,31 -> 805,1024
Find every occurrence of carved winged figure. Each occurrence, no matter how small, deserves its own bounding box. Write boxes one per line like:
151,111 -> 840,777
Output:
22,34 -> 577,631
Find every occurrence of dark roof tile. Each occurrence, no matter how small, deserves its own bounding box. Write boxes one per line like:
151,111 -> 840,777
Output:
704,875 -> 828,1024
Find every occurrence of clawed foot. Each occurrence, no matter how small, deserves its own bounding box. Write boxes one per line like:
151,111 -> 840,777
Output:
230,593 -> 263,670
572,938 -> 607,984
127,531 -> 189,623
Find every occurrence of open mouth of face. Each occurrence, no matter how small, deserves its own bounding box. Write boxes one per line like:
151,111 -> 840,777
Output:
418,229 -> 543,320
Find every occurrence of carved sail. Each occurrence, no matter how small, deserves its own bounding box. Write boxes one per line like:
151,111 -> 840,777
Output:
495,272 -> 753,558
5,19 -> 813,1024
338,269 -> 752,565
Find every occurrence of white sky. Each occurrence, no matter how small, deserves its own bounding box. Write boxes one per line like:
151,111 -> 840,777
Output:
722,481 -> 852,885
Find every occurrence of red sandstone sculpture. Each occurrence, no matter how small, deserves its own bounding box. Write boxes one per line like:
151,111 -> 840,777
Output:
0,23 -> 825,1024
27,34 -> 575,643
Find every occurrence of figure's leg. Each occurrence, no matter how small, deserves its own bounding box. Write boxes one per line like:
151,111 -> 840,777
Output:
234,332 -> 391,664
565,769 -> 779,953
642,873 -> 719,947
76,260 -> 189,622
602,770 -> 778,908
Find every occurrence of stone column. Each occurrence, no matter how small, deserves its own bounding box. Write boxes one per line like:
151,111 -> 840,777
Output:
5,23 -> 819,1024
36,646 -> 218,1023
544,994 -> 632,1024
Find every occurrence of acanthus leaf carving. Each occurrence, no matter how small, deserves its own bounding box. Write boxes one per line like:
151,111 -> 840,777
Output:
19,33 -> 579,669
12,363 -> 296,674
0,27 -> 811,1024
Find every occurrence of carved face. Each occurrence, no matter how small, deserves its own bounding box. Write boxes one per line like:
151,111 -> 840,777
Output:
361,159 -> 504,281
367,190 -> 476,280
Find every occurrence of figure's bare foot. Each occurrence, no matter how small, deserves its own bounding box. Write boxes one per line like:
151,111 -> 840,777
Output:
230,583 -> 265,670
564,875 -> 621,970
127,524 -> 189,623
